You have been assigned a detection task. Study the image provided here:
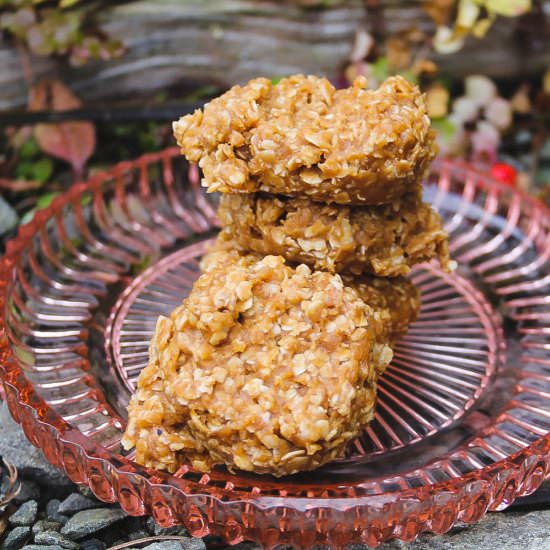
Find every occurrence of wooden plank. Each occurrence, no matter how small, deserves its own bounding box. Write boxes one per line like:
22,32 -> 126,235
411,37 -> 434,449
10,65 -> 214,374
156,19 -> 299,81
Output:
0,0 -> 548,111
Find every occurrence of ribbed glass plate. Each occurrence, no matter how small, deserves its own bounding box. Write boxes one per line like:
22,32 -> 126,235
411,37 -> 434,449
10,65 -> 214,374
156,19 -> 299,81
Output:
1,150 -> 549,548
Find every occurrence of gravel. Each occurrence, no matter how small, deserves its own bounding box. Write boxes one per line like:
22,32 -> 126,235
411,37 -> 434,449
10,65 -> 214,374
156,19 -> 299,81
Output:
141,543 -> 207,550
177,539 -> 207,550
1,526 -> 31,550
142,543 -> 191,550
9,501 -> 38,527
45,501 -> 68,526
61,509 -> 127,540
79,539 -> 105,550
32,522 -> 62,536
128,530 -> 149,541
34,532 -> 79,550
0,405 -> 73,494
145,518 -> 186,537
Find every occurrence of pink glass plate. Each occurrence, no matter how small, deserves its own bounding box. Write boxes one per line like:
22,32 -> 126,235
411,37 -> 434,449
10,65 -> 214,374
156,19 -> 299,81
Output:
1,150 -> 549,548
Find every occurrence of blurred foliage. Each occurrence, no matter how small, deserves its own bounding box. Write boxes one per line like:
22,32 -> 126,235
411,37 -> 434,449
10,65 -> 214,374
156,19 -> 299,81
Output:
0,0 -> 124,66
14,137 -> 52,183
0,0 -> 548,245
427,0 -> 532,53
29,79 -> 96,178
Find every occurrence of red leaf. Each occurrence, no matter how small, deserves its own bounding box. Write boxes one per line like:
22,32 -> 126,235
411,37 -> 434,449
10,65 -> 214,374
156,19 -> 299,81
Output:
34,121 -> 95,177
29,79 -> 96,177
29,79 -> 81,111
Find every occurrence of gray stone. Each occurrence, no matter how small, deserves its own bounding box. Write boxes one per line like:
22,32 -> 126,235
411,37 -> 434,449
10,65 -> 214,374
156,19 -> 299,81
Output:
45,501 -> 68,525
76,487 -> 95,499
128,530 -> 149,541
145,517 -> 186,537
22,546 -> 63,550
34,532 -> 79,550
60,509 -> 127,540
0,196 -> 18,236
0,405 -> 73,493
178,539 -> 206,550
9,501 -> 38,527
142,543 -> 192,550
140,539 -> 206,550
1,526 -> 31,550
371,510 -> 550,549
78,539 -> 105,550
32,522 -> 62,536
58,494 -> 101,515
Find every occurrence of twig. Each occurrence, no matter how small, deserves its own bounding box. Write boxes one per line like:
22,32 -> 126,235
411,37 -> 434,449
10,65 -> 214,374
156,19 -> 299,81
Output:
107,535 -> 190,550
0,457 -> 21,511
0,179 -> 44,193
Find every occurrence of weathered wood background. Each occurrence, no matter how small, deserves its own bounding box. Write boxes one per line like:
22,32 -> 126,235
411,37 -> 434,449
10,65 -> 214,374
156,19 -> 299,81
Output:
1,0 -> 549,110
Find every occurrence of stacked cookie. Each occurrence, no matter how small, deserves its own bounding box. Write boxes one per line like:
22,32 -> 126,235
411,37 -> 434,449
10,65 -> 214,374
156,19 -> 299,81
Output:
173,74 -> 451,341
121,74 -> 452,479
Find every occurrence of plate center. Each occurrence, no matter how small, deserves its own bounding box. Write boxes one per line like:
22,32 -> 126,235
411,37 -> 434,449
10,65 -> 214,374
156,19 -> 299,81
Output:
106,242 -> 501,457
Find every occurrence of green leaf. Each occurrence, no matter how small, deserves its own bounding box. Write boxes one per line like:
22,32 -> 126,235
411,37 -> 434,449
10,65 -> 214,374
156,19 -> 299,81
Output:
271,77 -> 282,85
371,57 -> 389,82
131,255 -> 153,276
184,85 -> 220,101
431,117 -> 456,139
37,191 -> 59,209
31,157 -> 53,182
483,0 -> 531,17
15,160 -> 34,179
20,190 -> 60,225
398,70 -> 418,85
59,0 -> 81,7
19,137 -> 40,159
13,345 -> 34,366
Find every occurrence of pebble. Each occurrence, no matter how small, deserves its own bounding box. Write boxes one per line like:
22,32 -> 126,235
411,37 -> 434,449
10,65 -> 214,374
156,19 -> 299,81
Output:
22,546 -> 64,550
45,501 -> 68,525
32,521 -> 62,536
0,405 -> 73,494
58,494 -> 101,515
128,529 -> 149,541
61,509 -> 127,540
79,539 -> 105,550
139,539 -> 206,550
77,487 -> 95,499
146,517 -> 186,537
34,532 -> 79,550
178,538 -> 206,550
1,526 -> 31,550
142,543 -> 191,550
9,501 -> 38,527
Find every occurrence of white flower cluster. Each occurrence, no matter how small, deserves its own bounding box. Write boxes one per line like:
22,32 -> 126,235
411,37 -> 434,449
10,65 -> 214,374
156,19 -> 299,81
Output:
440,75 -> 512,159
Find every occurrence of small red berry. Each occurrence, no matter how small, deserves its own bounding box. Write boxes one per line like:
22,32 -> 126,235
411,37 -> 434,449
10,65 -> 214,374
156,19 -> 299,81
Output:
490,163 -> 517,186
